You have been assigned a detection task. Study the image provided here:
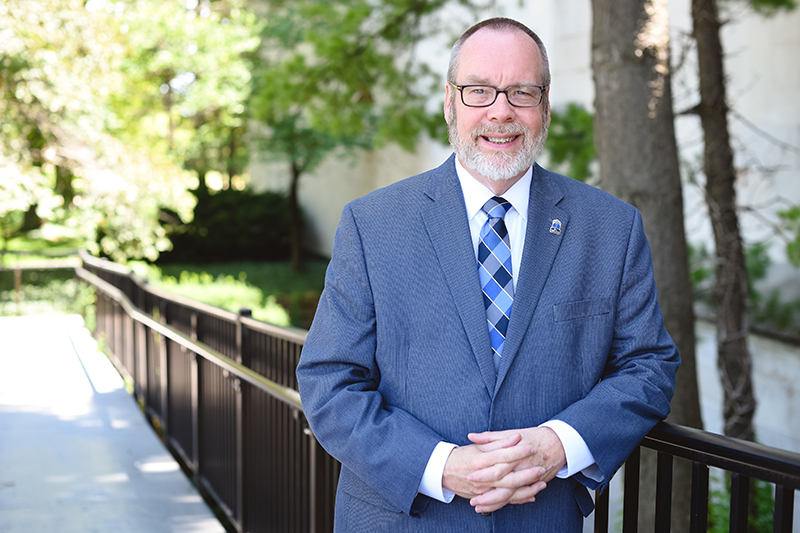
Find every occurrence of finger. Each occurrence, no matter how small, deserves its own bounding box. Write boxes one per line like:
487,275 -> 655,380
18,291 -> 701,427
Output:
504,481 -> 548,505
466,460 -> 517,484
470,487 -> 515,513
470,481 -> 547,511
468,430 -> 517,446
469,465 -> 544,487
469,443 -> 537,472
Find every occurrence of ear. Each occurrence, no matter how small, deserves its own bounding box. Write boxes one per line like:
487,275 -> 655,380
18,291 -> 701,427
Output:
544,86 -> 552,128
444,83 -> 453,125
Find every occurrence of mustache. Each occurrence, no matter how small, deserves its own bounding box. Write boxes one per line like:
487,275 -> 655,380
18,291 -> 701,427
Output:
471,122 -> 529,140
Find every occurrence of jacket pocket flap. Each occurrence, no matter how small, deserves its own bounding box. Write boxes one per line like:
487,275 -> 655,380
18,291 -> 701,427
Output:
553,298 -> 612,322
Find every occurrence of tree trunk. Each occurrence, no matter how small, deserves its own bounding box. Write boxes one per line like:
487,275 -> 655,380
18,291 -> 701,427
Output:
289,161 -> 303,272
592,0 -> 703,530
692,0 -> 756,442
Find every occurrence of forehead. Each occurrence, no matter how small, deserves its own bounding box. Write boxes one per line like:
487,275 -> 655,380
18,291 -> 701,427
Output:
456,28 -> 542,85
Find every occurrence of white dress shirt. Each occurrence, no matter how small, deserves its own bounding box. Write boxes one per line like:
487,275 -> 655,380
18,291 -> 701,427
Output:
417,158 -> 602,503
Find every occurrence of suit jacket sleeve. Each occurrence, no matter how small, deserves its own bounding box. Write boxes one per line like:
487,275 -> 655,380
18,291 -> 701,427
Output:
296,203 -> 444,515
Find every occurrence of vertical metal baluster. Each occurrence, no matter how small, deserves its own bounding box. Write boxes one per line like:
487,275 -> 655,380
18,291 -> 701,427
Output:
234,377 -> 244,532
594,487 -> 609,533
690,461 -> 709,533
623,446 -> 640,533
655,452 -> 673,533
159,300 -> 169,432
729,473 -> 750,533
307,426 -> 317,533
773,485 -> 794,533
189,311 -> 200,487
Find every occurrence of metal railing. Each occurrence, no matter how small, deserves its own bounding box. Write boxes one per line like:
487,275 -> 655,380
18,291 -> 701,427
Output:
596,423 -> 799,532
9,251 -> 798,532
78,253 -> 339,533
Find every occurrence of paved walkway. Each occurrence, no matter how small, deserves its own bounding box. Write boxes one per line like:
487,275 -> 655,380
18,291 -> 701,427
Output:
0,314 -> 225,533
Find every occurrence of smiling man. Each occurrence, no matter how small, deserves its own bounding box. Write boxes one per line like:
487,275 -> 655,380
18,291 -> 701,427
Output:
297,17 -> 680,532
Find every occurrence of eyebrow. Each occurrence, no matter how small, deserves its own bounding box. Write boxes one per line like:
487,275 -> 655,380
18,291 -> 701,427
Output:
459,75 -> 540,86
461,75 -> 492,84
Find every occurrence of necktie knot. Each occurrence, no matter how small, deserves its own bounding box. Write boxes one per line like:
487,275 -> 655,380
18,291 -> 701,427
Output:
482,196 -> 512,219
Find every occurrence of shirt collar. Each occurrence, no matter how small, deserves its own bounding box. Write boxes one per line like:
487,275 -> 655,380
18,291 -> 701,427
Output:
455,157 -> 532,221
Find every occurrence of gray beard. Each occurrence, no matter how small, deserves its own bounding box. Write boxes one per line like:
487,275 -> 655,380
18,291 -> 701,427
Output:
448,106 -> 548,182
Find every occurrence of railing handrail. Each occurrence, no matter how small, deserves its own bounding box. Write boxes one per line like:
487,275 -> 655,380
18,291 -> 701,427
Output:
0,248 -> 80,258
76,266 -> 303,411
643,421 -> 800,489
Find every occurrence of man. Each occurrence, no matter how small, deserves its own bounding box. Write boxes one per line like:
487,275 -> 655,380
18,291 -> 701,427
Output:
296,17 -> 679,532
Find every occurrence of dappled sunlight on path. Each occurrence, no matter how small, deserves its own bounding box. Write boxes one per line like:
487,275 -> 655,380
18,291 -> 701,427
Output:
0,315 -> 225,533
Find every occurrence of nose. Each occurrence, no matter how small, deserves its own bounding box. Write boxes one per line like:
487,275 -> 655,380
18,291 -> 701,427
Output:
486,92 -> 515,122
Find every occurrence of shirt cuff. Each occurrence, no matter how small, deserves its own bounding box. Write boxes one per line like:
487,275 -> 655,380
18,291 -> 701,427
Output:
540,419 -> 604,483
417,441 -> 457,503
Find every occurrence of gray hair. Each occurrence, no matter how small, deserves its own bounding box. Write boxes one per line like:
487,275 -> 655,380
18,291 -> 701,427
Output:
447,18 -> 551,88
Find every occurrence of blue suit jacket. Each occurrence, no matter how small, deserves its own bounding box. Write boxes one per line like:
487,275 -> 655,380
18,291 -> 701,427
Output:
297,156 -> 680,532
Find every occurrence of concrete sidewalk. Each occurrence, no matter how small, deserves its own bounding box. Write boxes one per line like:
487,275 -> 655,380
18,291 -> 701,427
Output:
0,314 -> 225,533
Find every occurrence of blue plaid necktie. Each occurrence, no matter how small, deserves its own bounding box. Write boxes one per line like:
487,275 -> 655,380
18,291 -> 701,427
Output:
477,196 -> 514,373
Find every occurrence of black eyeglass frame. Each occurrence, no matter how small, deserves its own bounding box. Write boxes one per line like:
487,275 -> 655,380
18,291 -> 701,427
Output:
450,82 -> 547,108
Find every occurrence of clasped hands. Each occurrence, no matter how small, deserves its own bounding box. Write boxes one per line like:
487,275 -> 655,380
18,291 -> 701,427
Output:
442,427 -> 566,514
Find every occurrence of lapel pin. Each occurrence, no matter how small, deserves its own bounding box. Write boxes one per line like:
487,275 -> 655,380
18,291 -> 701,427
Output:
549,219 -> 562,236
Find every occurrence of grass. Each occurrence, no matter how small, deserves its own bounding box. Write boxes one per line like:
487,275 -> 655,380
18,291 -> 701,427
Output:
131,260 -> 329,329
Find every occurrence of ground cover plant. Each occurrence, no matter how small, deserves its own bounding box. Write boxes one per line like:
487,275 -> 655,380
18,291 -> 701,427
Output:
131,260 -> 328,329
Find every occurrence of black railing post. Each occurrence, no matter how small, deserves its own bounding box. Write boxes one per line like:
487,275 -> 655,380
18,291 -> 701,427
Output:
306,426 -> 318,533
623,447 -> 640,533
233,376 -> 244,532
114,297 -> 123,363
235,309 -> 251,533
159,299 -> 169,432
773,485 -> 794,533
136,281 -> 148,403
690,461 -> 709,533
730,473 -> 750,533
190,311 -> 201,483
594,487 -> 609,533
654,452 -> 673,533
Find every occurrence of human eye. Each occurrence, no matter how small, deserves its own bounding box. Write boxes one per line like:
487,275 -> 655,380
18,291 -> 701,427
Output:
465,86 -> 489,96
510,85 -> 540,105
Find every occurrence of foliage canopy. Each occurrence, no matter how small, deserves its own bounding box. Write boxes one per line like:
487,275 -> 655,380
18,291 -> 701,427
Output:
0,0 -> 260,261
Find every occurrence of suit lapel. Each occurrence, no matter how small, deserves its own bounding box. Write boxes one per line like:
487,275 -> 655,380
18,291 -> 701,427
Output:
421,156 -> 497,394
495,165 -> 568,392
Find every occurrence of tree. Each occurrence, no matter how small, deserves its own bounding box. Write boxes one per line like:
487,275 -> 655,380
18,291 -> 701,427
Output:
591,0 -> 703,530
689,0 -> 796,444
107,0 -> 261,190
0,1 -> 261,262
691,0 -> 756,443
0,1 -> 192,260
250,0 -> 491,270
0,168 -> 54,251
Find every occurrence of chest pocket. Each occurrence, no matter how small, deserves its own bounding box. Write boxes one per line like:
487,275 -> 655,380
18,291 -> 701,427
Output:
553,298 -> 612,323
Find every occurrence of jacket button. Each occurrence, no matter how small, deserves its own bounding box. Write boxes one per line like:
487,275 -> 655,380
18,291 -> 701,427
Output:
481,511 -> 492,517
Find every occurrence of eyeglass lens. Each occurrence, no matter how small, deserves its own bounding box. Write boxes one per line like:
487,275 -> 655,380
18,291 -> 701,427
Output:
461,85 -> 542,107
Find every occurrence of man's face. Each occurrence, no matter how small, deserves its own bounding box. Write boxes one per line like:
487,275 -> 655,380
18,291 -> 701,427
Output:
445,28 -> 551,188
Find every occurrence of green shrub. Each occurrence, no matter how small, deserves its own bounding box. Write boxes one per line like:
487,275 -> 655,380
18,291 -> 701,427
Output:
149,260 -> 327,328
158,187 -> 294,263
708,473 -> 775,533
130,263 -> 293,326
0,273 -> 96,328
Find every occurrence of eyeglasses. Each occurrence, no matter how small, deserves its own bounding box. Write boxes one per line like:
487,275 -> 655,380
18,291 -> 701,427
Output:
450,82 -> 546,108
